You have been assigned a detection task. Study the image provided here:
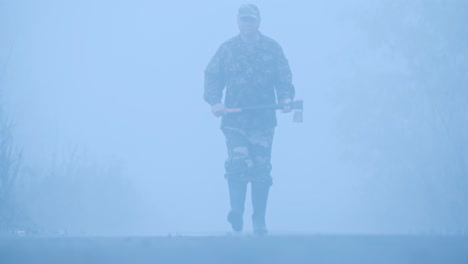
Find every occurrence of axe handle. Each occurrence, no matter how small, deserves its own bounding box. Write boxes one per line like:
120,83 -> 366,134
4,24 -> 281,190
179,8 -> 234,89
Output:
225,100 -> 302,113
225,104 -> 282,113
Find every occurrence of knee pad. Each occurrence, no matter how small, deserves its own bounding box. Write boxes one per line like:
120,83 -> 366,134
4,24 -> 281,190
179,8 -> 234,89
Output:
251,163 -> 272,177
224,157 -> 252,180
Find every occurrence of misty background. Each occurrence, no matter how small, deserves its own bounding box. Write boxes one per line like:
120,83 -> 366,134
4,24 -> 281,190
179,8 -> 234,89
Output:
1,0 -> 467,235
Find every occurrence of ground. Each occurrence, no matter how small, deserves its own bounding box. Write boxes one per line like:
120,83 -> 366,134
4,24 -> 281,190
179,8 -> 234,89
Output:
0,234 -> 467,264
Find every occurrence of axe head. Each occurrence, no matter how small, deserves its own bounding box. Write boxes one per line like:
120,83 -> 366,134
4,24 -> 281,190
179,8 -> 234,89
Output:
291,99 -> 303,123
291,100 -> 303,110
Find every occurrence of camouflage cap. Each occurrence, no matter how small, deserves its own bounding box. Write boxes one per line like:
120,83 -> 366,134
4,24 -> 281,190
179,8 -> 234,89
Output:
238,4 -> 261,21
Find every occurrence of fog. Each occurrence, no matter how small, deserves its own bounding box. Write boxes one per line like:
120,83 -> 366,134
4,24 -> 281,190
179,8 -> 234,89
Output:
1,0 -> 467,236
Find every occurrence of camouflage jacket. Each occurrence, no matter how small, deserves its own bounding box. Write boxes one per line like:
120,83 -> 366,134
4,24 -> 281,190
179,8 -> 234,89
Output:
204,33 -> 295,129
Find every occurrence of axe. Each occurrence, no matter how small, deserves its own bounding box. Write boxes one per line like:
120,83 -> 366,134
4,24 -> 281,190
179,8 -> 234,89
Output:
225,100 -> 303,123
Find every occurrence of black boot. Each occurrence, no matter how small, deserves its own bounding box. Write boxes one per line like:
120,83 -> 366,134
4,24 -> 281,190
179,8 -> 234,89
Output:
251,183 -> 270,236
227,180 -> 248,232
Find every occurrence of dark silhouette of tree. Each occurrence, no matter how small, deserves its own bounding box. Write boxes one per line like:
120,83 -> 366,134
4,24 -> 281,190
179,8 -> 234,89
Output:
0,41 -> 25,232
0,107 -> 24,232
351,0 -> 468,233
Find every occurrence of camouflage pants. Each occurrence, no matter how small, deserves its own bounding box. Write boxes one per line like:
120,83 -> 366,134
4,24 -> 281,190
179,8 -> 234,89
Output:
222,126 -> 275,185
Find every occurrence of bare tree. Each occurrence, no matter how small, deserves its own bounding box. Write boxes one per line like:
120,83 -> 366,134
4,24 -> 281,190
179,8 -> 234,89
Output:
0,109 -> 23,231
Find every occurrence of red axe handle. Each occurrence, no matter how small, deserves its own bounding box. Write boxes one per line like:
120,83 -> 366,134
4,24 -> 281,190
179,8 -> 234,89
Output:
225,100 -> 303,113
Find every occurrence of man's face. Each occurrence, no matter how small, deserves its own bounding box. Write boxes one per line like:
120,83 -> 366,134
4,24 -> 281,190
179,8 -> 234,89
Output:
237,16 -> 260,35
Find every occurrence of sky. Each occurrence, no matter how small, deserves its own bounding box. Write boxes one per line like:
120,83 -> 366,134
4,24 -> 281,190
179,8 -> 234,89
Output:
1,0 -> 467,235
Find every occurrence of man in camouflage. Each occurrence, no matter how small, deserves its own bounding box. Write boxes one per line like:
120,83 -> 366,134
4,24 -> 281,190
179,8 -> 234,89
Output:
204,4 -> 295,235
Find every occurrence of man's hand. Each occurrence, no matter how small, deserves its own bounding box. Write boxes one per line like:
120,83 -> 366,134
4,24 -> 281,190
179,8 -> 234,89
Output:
211,103 -> 226,117
281,98 -> 292,113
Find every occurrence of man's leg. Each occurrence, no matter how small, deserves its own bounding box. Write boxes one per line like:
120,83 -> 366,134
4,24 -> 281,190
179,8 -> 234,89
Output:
248,128 -> 274,235
226,180 -> 247,232
222,127 -> 251,232
251,182 -> 270,235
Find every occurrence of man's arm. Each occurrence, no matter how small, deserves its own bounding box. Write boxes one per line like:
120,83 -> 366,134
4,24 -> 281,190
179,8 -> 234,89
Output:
204,45 -> 226,107
274,45 -> 295,112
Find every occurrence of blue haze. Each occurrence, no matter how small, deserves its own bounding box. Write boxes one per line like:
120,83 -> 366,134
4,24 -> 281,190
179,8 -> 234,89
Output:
0,0 -> 467,235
